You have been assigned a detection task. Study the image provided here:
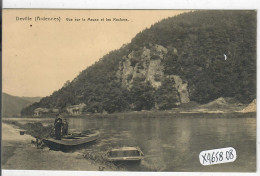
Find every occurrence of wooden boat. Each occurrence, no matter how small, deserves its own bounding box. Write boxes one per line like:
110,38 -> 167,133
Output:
42,130 -> 100,151
106,147 -> 144,163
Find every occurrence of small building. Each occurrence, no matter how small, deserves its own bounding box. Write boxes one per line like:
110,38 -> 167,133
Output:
51,108 -> 60,113
34,108 -> 60,116
66,103 -> 86,115
34,108 -> 50,116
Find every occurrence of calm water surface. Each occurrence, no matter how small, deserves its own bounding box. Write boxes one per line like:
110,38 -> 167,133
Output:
6,113 -> 256,171
68,113 -> 256,172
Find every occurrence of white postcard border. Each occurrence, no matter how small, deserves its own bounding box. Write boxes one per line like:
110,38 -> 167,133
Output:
2,0 -> 260,176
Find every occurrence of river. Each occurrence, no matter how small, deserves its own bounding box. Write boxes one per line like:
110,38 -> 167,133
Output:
4,112 -> 256,172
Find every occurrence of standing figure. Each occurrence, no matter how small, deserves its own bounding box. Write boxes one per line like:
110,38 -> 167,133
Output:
54,114 -> 62,140
62,119 -> 69,135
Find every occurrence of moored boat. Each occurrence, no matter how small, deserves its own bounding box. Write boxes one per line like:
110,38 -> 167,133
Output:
42,130 -> 100,151
106,147 -> 144,163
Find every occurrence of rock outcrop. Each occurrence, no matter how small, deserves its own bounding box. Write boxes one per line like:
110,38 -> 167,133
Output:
117,45 -> 166,90
117,44 -> 190,107
170,75 -> 190,103
240,99 -> 256,113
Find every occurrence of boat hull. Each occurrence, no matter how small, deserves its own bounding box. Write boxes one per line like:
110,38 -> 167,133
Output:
107,157 -> 143,162
106,147 -> 144,165
107,157 -> 142,165
42,131 -> 100,151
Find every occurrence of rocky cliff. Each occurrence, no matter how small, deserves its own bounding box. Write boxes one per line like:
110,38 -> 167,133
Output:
117,44 -> 190,106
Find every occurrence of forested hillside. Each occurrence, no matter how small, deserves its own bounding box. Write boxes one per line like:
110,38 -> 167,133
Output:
21,10 -> 256,115
2,93 -> 42,117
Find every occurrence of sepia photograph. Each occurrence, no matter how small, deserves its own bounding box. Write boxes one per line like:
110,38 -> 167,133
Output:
2,9 -> 256,173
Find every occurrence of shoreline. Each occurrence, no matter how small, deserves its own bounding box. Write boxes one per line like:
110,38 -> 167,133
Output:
2,122 -> 113,171
16,97 -> 255,119
7,109 -> 256,119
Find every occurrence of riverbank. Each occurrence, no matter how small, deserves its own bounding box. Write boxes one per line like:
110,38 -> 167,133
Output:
16,97 -> 255,119
2,111 -> 256,172
2,122 -> 112,171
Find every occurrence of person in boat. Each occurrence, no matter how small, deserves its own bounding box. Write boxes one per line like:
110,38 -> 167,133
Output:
62,119 -> 69,135
54,114 -> 62,140
54,114 -> 61,125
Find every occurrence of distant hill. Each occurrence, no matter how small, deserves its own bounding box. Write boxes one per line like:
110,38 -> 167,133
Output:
2,93 -> 42,117
22,10 -> 256,115
20,96 -> 42,103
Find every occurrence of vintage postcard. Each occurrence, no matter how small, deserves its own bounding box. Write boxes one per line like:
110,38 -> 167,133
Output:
2,9 -> 257,174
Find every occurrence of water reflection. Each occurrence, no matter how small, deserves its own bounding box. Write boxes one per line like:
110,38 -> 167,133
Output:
66,114 -> 256,171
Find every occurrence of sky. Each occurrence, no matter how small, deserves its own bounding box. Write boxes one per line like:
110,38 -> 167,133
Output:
3,10 -> 189,97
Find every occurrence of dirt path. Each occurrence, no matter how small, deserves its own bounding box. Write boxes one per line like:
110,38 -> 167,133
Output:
2,123 -> 110,171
